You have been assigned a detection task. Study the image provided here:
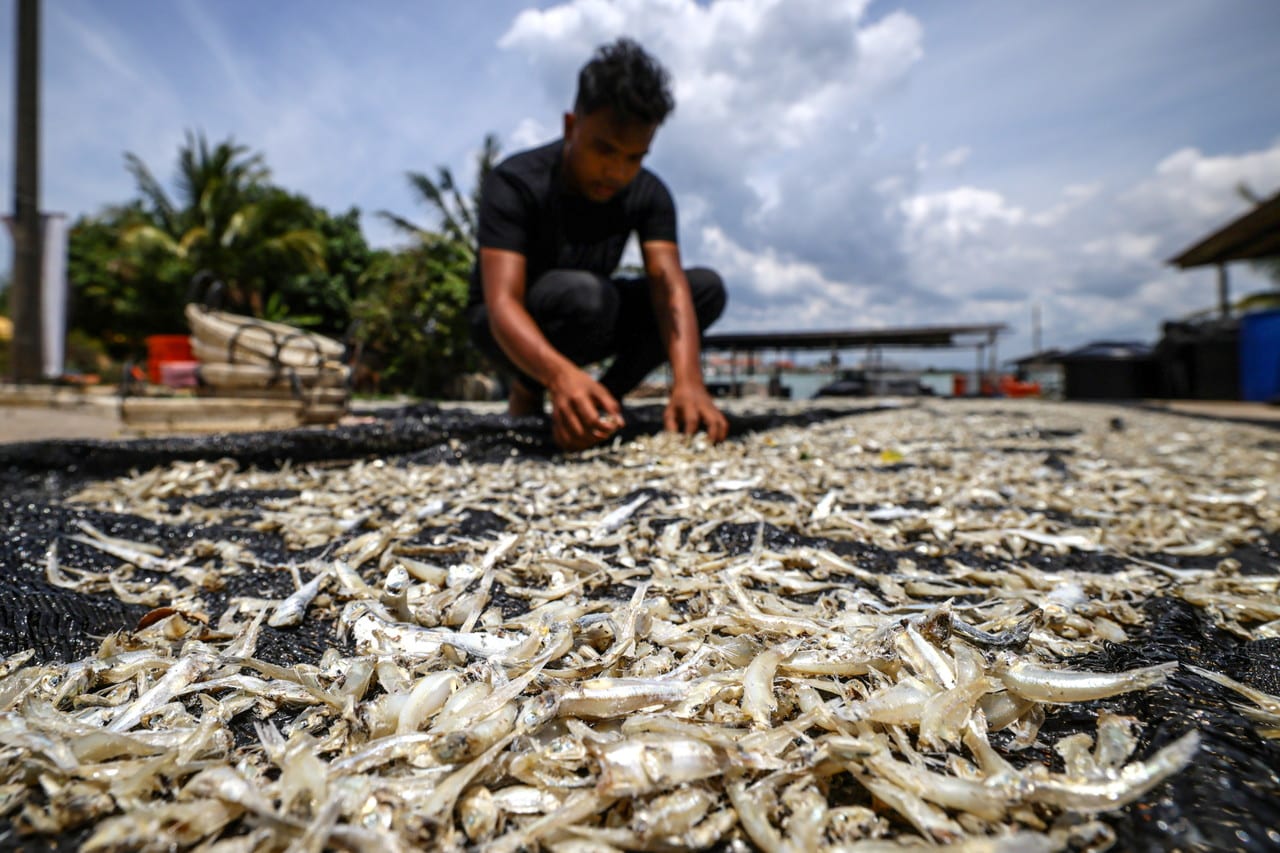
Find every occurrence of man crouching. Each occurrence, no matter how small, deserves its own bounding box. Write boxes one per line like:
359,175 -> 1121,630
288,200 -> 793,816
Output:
467,37 -> 728,451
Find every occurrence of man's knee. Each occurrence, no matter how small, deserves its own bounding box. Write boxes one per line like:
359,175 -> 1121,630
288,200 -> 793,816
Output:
528,269 -> 618,327
686,267 -> 727,330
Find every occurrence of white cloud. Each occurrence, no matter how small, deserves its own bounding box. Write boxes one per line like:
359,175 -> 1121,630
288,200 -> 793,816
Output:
509,118 -> 557,151
4,0 -> 1278,373
902,187 -> 1026,243
1081,233 -> 1159,263
936,146 -> 971,171
495,1 -> 1280,365
1122,143 -> 1280,234
899,139 -> 1280,356
698,225 -> 881,329
499,0 -> 922,220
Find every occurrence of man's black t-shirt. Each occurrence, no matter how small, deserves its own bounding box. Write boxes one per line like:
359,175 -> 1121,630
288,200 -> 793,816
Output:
468,139 -> 678,307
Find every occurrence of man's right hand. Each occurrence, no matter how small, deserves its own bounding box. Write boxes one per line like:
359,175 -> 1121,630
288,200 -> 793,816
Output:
548,366 -> 625,451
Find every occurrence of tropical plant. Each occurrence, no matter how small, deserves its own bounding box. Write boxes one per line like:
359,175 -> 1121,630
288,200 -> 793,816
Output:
67,132 -> 371,354
355,134 -> 501,396
379,133 -> 500,252
67,203 -> 181,356
350,239 -> 476,396
121,131 -> 326,315
269,205 -> 373,337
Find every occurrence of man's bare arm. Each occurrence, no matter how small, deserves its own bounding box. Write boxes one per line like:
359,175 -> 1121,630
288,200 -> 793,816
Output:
641,240 -> 728,442
480,248 -> 622,446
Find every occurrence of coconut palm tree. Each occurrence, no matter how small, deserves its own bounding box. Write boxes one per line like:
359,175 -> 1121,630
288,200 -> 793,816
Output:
121,131 -> 325,314
351,134 -> 502,395
379,133 -> 501,257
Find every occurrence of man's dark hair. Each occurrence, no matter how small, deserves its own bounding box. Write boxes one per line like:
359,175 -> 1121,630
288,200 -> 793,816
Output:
574,38 -> 675,126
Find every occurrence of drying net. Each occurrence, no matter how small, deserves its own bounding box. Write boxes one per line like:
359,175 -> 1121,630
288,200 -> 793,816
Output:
0,400 -> 1276,852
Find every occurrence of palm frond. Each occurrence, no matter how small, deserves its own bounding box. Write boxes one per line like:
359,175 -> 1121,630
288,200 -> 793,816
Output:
124,153 -> 178,234
121,222 -> 182,256
262,229 -> 327,273
472,133 -> 501,212
377,210 -> 434,241
177,226 -> 209,256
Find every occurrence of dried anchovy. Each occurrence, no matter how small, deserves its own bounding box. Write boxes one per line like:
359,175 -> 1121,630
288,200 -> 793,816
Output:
0,399 -> 1276,851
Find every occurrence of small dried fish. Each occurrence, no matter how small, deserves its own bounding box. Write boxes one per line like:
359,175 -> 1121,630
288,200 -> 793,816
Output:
267,567 -> 331,628
999,660 -> 1177,703
8,399 -> 1273,850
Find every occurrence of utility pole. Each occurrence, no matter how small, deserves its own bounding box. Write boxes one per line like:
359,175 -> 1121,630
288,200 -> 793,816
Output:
9,0 -> 42,382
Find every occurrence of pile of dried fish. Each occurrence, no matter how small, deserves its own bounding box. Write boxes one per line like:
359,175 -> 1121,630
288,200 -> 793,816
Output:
1,399 -> 1278,851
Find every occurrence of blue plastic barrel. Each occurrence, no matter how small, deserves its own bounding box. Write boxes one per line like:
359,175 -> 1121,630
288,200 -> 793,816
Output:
1239,309 -> 1280,402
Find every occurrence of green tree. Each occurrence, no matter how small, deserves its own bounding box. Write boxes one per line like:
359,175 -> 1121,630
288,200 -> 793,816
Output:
351,239 -> 476,396
354,135 -> 501,396
67,131 -> 371,355
67,202 -> 181,357
270,205 -> 372,337
379,133 -> 500,251
121,131 -> 325,316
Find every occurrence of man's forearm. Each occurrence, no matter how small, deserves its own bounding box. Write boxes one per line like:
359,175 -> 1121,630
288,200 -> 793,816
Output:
652,273 -> 706,389
489,297 -> 576,389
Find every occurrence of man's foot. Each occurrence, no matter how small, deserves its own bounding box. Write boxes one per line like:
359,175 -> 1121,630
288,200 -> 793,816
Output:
508,379 -> 545,417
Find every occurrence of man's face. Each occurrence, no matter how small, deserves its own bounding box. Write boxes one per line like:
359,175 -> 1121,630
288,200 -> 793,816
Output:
562,108 -> 657,203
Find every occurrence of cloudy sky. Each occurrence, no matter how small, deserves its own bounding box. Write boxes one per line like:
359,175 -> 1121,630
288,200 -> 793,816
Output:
2,0 -> 1279,364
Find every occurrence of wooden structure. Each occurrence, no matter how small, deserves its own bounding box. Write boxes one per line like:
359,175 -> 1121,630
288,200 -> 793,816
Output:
120,306 -> 351,434
1169,190 -> 1280,316
120,397 -> 321,436
702,323 -> 1008,394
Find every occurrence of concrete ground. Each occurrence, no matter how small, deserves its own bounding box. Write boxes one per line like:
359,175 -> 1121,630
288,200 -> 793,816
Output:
1,384 -> 1278,445
0,403 -> 128,442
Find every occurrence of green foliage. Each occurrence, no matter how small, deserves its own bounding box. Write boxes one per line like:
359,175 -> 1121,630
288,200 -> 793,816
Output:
68,203 -> 184,358
1251,258 -> 1280,286
356,135 -> 502,397
1236,289 -> 1280,314
67,131 -> 370,354
351,238 -> 477,397
379,133 -> 499,253
61,128 -> 505,397
271,205 -> 373,337
119,133 -> 326,314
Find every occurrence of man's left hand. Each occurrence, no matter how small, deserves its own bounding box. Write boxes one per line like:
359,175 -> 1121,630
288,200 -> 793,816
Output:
665,383 -> 728,443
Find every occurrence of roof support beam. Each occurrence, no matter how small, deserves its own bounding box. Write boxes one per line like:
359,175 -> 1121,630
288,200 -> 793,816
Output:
1217,263 -> 1230,318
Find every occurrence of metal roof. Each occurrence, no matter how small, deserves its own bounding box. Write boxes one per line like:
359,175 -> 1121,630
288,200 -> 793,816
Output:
703,323 -> 1006,351
1169,191 -> 1280,268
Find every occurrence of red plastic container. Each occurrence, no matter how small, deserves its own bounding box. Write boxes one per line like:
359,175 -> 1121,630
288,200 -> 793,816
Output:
145,335 -> 194,384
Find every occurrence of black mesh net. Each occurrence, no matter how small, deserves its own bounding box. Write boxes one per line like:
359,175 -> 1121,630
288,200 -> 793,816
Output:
0,403 -> 1277,851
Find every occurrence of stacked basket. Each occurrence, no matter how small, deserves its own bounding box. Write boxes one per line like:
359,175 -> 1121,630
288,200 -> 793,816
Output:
185,304 -> 351,425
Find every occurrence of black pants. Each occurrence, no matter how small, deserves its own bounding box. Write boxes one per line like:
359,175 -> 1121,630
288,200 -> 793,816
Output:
468,267 -> 726,398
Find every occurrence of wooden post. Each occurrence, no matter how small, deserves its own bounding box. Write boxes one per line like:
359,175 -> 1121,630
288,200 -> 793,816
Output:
9,0 -> 42,383
1217,263 -> 1230,318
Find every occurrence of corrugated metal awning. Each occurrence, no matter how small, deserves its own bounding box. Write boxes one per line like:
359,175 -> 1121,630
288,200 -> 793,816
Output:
703,323 -> 1006,351
1169,191 -> 1280,268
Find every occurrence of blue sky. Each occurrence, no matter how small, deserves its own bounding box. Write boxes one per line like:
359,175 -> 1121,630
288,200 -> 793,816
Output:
2,0 -> 1279,364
